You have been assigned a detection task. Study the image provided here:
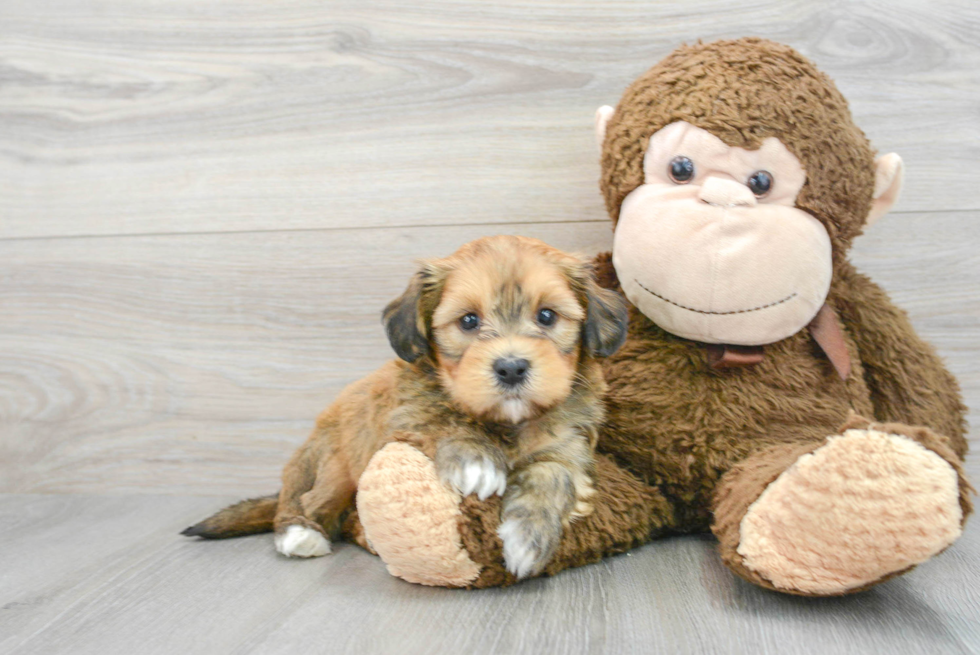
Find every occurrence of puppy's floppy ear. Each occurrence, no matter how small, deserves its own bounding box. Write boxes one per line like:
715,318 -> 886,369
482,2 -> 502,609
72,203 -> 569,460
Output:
583,282 -> 629,357
565,261 -> 630,358
382,262 -> 446,363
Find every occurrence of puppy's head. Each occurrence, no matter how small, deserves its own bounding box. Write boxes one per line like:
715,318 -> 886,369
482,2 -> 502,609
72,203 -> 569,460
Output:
383,235 -> 628,424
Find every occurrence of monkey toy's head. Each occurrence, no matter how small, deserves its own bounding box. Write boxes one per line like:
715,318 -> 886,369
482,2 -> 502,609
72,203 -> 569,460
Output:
596,38 -> 904,346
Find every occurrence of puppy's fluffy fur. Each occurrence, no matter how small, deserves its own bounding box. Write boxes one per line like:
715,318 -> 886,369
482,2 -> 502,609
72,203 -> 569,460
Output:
183,235 -> 628,578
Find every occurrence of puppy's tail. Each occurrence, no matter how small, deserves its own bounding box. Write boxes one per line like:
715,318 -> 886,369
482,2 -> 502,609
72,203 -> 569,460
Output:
181,493 -> 279,539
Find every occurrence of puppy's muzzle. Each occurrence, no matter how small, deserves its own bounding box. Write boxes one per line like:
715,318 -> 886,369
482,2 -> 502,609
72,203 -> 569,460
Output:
493,357 -> 529,388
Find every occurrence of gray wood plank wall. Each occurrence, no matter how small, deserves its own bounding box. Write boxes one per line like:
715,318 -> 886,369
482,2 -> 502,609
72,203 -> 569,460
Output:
2,0 -> 979,498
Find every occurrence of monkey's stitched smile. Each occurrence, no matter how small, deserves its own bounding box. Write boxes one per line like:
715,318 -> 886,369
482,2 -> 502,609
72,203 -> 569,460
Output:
634,279 -> 798,316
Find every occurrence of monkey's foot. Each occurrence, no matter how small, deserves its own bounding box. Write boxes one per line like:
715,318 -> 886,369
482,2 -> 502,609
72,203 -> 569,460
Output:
357,442 -> 482,587
737,428 -> 963,595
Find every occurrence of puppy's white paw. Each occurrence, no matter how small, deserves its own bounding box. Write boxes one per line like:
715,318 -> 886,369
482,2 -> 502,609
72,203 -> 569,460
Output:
274,524 -> 331,558
498,517 -> 558,579
445,457 -> 507,500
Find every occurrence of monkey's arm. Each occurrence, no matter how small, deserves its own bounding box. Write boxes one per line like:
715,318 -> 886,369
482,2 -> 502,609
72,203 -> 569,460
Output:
834,263 -> 967,457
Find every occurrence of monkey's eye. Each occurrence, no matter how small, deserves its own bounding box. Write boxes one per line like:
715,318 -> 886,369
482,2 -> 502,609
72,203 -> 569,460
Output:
459,313 -> 480,331
668,156 -> 695,183
536,308 -> 558,327
747,171 -> 773,197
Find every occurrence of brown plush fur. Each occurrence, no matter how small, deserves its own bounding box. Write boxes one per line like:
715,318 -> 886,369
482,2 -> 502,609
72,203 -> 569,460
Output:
459,454 -> 677,588
439,38 -> 971,593
183,236 -> 629,564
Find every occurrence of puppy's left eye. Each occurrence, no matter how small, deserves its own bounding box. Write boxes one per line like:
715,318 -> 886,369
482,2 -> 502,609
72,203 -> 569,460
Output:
459,313 -> 480,331
536,308 -> 558,327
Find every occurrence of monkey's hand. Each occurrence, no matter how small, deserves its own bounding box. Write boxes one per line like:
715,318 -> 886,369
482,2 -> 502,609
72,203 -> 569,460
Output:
435,437 -> 508,501
498,461 -> 577,579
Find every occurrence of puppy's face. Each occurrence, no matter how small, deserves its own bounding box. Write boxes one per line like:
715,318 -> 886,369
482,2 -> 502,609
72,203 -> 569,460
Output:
383,236 -> 628,424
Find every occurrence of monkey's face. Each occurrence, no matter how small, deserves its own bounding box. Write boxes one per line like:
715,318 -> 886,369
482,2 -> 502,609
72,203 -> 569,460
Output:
382,236 -> 629,424
612,121 -> 832,346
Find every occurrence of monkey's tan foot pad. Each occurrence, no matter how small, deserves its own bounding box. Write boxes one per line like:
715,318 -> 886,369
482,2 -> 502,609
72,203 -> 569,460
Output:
738,429 -> 963,595
357,442 -> 482,587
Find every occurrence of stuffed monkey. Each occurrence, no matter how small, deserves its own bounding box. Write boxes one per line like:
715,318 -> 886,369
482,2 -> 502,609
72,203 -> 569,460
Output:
351,38 -> 973,596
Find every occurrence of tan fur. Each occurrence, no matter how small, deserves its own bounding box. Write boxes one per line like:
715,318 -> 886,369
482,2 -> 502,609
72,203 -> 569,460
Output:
183,236 -> 628,559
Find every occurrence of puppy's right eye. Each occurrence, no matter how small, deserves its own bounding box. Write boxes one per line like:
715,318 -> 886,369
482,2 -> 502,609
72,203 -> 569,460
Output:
459,313 -> 480,332
536,308 -> 557,327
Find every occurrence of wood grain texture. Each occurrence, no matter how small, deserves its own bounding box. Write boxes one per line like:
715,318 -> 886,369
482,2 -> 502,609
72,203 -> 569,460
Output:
1,213 -> 977,495
1,0 -> 979,240
0,493 -> 978,655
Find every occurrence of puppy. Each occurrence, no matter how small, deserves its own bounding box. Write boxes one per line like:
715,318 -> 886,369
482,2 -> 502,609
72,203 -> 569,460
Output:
183,235 -> 629,578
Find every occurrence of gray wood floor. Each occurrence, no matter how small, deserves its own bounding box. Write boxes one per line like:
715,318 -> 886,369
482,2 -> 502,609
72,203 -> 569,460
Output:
1,493 -> 979,655
2,1 -> 979,653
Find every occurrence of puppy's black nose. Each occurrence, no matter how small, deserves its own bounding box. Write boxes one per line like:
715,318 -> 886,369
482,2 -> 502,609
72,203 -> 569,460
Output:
493,357 -> 529,387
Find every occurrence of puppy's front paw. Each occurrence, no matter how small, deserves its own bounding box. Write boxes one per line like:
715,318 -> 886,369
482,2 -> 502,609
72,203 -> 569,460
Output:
443,457 -> 507,500
498,514 -> 561,579
436,440 -> 508,500
274,524 -> 331,558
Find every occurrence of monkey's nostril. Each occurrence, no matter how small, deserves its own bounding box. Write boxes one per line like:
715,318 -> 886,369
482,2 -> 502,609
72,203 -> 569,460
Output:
493,357 -> 530,387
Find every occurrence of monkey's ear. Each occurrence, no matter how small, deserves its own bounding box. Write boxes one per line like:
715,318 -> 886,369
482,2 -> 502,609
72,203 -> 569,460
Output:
595,105 -> 615,150
866,153 -> 903,228
382,264 -> 444,363
583,282 -> 630,358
